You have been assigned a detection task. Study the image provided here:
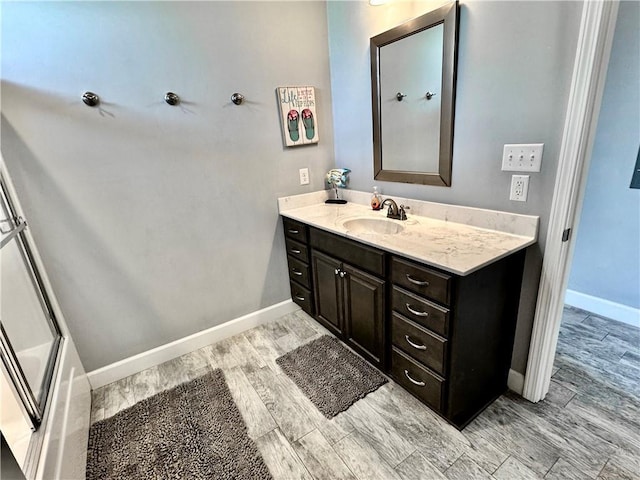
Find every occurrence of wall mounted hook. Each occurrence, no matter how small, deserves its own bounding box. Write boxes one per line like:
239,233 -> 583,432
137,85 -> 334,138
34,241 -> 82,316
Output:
396,92 -> 407,102
82,91 -> 100,107
164,92 -> 180,106
425,91 -> 437,100
231,93 -> 244,105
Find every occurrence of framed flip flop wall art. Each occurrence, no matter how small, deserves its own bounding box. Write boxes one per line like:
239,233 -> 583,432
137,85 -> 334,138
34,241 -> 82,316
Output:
277,86 -> 318,147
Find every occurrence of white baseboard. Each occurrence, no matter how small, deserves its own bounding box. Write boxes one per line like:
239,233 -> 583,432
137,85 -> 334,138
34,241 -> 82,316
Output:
507,369 -> 524,395
565,289 -> 640,328
87,300 -> 299,389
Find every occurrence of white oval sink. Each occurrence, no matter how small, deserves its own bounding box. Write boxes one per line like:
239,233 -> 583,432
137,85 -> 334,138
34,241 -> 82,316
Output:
341,217 -> 405,235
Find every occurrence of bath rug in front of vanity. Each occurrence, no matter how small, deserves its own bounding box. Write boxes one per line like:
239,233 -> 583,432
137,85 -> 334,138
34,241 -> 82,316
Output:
86,369 -> 271,480
276,335 -> 388,418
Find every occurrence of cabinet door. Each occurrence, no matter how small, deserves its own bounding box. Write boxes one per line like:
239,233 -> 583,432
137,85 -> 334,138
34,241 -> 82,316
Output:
342,264 -> 385,367
311,250 -> 343,336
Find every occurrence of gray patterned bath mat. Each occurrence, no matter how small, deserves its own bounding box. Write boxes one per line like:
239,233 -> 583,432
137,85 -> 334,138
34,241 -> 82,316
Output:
276,335 -> 388,418
86,369 -> 271,480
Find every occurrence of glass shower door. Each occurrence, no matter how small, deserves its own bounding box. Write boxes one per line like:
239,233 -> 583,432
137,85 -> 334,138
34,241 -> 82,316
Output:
0,177 -> 61,430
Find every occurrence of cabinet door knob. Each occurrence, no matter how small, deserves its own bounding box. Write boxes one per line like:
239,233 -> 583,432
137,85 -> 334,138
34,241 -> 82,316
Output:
406,274 -> 429,286
334,268 -> 341,275
405,335 -> 427,350
406,303 -> 429,317
339,271 -> 346,278
404,369 -> 426,387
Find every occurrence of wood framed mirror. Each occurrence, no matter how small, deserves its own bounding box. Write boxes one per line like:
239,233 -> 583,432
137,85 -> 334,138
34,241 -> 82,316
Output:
371,1 -> 459,186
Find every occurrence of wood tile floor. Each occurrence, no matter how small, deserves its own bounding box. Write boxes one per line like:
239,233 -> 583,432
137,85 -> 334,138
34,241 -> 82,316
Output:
90,307 -> 640,479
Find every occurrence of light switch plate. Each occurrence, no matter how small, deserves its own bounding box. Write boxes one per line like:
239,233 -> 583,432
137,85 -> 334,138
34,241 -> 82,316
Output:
502,144 -> 544,172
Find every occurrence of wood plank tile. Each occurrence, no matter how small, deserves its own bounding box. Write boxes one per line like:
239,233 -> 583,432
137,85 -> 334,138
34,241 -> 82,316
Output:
544,458 -> 590,480
444,454 -> 494,480
280,311 -> 319,341
597,460 -> 637,480
292,429 -> 357,480
275,370 -> 355,446
246,366 -> 317,442
228,333 -> 267,374
362,382 -> 471,472
561,306 -> 590,325
493,456 -> 539,480
464,401 -> 559,477
255,428 -> 312,480
206,337 -> 242,371
619,350 -> 640,370
129,365 -> 162,403
333,432 -> 403,480
497,394 -> 613,477
342,397 -> 416,467
244,327 -> 285,374
395,450 -> 447,480
90,387 -> 105,424
224,366 -> 277,440
102,376 -> 135,419
583,314 -> 640,340
543,379 -> 577,408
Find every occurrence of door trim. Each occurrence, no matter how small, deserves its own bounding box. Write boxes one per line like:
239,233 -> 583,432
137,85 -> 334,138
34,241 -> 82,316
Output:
522,0 -> 619,402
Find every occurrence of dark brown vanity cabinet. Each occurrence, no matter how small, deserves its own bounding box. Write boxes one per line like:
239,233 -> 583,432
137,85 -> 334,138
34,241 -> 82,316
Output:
310,229 -> 386,368
389,254 -> 525,428
281,216 -> 526,429
283,218 -> 314,316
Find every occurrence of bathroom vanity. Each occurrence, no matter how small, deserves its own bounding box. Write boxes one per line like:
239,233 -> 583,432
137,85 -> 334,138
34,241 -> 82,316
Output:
279,191 -> 538,429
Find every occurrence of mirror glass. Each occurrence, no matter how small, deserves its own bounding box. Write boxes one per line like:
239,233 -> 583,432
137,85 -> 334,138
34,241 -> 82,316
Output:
371,2 -> 458,186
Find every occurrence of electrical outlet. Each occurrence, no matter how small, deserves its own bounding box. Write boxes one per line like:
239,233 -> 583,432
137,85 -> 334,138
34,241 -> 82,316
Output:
510,175 -> 529,201
299,168 -> 310,185
502,144 -> 544,172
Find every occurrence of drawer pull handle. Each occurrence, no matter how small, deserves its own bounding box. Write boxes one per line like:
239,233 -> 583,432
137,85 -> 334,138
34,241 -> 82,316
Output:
406,303 -> 429,317
292,269 -> 303,276
406,274 -> 429,286
405,335 -> 427,350
294,294 -> 306,301
288,229 -> 300,234
290,248 -> 302,254
404,369 -> 426,387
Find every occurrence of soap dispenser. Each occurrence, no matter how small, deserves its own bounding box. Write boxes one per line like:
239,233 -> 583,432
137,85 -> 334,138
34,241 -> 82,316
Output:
371,186 -> 382,210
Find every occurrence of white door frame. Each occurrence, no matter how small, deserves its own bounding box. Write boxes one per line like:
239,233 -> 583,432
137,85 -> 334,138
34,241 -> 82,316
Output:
522,0 -> 620,402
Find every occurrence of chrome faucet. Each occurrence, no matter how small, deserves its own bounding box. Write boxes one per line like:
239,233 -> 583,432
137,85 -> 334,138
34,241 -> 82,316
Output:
382,198 -> 409,220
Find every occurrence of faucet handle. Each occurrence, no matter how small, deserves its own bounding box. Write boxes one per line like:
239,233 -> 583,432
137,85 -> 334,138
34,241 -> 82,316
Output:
399,205 -> 410,220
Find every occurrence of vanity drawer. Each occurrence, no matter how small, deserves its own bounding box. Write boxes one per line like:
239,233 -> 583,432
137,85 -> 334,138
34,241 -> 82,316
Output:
391,257 -> 451,306
287,255 -> 311,289
290,281 -> 313,316
285,237 -> 309,262
391,312 -> 447,376
391,347 -> 444,412
392,286 -> 449,337
310,227 -> 385,276
283,217 -> 309,243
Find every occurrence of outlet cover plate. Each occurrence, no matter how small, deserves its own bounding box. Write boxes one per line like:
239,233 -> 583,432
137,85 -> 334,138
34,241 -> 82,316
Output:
502,143 -> 544,172
510,174 -> 529,201
299,168 -> 310,185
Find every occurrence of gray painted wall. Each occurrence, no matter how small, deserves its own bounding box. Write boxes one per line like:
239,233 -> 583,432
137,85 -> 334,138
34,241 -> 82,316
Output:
568,0 -> 640,309
327,0 -> 583,373
1,1 -> 335,371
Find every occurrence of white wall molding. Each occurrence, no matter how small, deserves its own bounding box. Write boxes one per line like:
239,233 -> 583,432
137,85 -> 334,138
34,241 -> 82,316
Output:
507,369 -> 524,395
87,300 -> 299,389
565,290 -> 640,328
523,0 -> 620,403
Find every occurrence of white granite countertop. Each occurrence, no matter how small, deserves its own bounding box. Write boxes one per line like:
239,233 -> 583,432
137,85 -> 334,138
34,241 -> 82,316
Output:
278,190 -> 539,276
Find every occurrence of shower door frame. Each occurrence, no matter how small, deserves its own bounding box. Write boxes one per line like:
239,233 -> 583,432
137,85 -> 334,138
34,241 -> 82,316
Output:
0,177 -> 62,430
